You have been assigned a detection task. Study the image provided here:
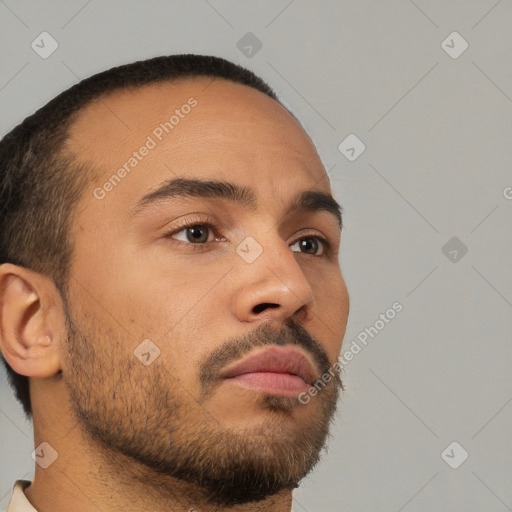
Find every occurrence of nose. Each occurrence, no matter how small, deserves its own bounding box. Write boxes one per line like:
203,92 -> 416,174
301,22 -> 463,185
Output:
231,236 -> 316,325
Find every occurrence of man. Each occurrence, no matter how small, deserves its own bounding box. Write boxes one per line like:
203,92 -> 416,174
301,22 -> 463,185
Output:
0,54 -> 349,511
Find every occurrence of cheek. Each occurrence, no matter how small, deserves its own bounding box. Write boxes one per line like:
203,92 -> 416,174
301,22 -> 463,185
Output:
119,263 -> 230,328
70,227 -> 235,392
106,262 -> 234,382
311,269 -> 349,361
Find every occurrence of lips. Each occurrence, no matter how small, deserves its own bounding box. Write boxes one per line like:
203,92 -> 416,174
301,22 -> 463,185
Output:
220,346 -> 318,396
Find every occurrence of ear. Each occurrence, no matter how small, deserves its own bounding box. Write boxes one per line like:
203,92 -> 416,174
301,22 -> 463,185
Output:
0,263 -> 66,378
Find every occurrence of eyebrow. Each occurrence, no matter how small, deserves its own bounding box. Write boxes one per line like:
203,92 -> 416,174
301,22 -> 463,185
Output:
130,177 -> 343,230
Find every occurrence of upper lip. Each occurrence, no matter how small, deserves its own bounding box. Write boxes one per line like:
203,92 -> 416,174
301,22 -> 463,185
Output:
220,346 -> 319,385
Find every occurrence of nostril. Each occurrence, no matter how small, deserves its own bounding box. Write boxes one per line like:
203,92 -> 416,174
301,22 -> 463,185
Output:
253,303 -> 279,314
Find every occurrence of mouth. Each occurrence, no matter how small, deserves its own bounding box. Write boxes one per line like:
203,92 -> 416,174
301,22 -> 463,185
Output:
220,346 -> 318,397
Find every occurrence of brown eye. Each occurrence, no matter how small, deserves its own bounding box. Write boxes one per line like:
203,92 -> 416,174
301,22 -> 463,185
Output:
171,224 -> 214,244
290,237 -> 325,256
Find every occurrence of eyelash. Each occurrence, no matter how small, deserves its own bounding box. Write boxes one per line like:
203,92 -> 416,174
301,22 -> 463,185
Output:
164,217 -> 331,256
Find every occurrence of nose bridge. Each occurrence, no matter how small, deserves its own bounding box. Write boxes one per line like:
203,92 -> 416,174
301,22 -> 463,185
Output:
232,228 -> 315,323
262,235 -> 312,296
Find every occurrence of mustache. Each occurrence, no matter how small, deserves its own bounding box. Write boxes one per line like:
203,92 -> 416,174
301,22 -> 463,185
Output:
198,317 -> 335,398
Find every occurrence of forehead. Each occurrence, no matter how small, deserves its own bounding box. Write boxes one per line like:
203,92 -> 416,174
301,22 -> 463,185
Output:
65,77 -> 330,217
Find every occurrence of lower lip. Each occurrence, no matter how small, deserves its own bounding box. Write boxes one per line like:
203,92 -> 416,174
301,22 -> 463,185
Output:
226,372 -> 311,396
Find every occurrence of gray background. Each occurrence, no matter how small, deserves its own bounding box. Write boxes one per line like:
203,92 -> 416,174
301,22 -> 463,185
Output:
1,1 -> 511,510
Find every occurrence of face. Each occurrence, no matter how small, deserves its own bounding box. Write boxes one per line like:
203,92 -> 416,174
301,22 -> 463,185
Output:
60,78 -> 349,506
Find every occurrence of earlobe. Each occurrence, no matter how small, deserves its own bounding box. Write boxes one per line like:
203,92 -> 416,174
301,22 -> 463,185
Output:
0,263 -> 64,378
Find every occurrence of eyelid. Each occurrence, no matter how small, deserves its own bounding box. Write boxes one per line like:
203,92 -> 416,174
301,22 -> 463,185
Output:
290,226 -> 331,246
164,214 -> 224,242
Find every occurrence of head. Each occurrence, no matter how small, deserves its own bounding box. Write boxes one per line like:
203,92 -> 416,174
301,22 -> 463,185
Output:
0,54 -> 349,506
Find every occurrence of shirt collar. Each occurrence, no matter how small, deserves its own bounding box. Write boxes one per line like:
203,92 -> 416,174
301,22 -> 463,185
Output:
6,481 -> 37,512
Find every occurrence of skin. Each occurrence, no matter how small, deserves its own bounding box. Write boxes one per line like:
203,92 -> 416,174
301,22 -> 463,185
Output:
0,77 -> 349,511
